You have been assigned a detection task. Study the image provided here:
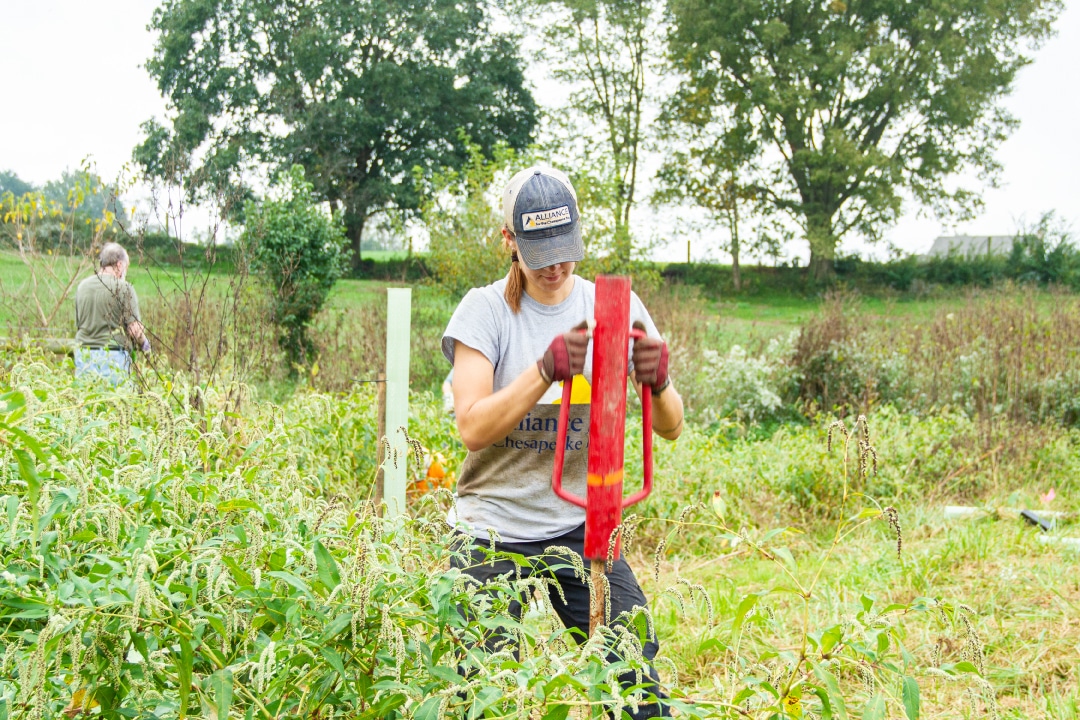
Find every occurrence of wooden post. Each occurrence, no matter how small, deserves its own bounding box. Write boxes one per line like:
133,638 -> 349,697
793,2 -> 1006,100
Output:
383,288 -> 412,516
686,240 -> 691,264
590,560 -> 606,636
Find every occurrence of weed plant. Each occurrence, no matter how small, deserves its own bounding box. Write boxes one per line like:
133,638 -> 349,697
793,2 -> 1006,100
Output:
673,287 -> 1080,429
0,356 -> 1028,718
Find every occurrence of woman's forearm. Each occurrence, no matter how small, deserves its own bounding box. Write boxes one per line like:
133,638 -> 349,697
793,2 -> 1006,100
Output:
648,382 -> 685,440
456,365 -> 551,451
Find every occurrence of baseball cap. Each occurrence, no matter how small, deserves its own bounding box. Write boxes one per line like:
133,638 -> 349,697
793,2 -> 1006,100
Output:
502,166 -> 585,270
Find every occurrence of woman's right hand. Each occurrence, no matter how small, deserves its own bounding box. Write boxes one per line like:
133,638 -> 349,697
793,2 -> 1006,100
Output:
537,325 -> 589,384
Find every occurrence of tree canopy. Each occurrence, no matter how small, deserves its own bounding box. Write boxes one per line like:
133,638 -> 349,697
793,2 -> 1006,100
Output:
667,0 -> 1061,277
0,170 -> 35,200
523,0 -> 657,267
137,0 -> 537,265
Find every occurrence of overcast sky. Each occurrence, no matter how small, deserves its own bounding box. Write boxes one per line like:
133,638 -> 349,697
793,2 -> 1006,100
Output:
1,0 -> 1077,261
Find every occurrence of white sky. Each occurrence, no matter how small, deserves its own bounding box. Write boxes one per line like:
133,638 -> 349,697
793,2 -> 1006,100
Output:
1,0 -> 1077,261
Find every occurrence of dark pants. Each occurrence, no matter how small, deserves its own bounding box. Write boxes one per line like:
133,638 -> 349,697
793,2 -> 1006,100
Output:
451,523 -> 671,719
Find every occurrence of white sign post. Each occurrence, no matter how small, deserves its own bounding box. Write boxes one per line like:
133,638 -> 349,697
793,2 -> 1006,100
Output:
383,288 -> 412,516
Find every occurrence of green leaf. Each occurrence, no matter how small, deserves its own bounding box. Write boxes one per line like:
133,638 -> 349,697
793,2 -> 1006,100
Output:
319,613 -> 353,643
772,546 -> 797,571
130,630 -> 150,663
4,423 -> 47,461
222,556 -> 253,587
177,636 -> 193,718
320,647 -> 346,677
268,570 -> 311,595
861,693 -> 885,720
902,676 -> 920,720
429,665 -> 464,683
6,496 -> 18,534
820,625 -> 843,655
808,685 -> 834,720
414,696 -> 443,720
314,540 -> 340,591
812,663 -> 848,720
13,448 -> 41,501
542,705 -> 571,720
216,498 -> 259,513
468,686 -> 503,719
733,592 -> 762,631
761,527 -> 790,543
208,669 -> 233,720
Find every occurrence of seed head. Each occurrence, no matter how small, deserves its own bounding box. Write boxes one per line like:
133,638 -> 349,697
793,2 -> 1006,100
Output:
883,506 -> 902,559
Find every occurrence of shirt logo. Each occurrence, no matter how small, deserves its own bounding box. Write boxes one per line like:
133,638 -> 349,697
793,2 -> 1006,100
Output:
521,205 -> 571,231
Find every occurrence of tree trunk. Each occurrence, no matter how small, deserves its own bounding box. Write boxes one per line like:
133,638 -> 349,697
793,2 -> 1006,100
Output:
345,210 -> 366,270
808,252 -> 834,281
806,213 -> 838,282
728,196 -> 742,292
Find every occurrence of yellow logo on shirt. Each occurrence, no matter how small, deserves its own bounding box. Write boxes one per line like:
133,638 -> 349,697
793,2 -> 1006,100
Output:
551,374 -> 591,405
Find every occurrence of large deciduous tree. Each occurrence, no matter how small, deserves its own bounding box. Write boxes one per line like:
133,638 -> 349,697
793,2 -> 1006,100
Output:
137,0 -> 537,266
524,0 -> 658,266
667,0 -> 1061,279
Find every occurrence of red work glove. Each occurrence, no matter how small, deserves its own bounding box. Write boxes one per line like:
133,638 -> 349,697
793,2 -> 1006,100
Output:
538,324 -> 589,384
632,322 -> 670,396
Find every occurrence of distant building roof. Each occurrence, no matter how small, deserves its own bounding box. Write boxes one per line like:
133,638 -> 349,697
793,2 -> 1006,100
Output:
925,234 -> 1016,258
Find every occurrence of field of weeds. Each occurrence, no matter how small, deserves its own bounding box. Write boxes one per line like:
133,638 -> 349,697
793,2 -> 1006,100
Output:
1,339 -> 1077,718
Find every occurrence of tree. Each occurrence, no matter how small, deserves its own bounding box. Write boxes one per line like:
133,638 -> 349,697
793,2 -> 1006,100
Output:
0,170 -> 35,199
421,137 -> 523,298
42,168 -> 124,225
241,165 -> 349,368
667,0 -> 1062,279
656,108 -> 767,290
523,0 -> 659,266
137,0 -> 537,267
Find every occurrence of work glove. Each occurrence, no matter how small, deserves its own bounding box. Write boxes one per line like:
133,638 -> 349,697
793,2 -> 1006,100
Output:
140,338 -> 152,354
632,321 -> 670,396
537,323 -> 589,384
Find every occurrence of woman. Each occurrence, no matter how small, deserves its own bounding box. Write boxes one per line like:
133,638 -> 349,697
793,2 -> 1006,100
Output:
441,166 -> 684,718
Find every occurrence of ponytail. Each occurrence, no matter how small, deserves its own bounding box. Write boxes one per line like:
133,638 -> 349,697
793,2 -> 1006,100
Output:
503,225 -> 525,314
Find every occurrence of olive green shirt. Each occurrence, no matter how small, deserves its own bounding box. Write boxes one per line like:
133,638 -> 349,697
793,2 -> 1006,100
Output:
74,273 -> 141,350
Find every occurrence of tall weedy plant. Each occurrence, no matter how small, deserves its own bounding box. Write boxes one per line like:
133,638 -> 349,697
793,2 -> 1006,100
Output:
615,416 -> 998,718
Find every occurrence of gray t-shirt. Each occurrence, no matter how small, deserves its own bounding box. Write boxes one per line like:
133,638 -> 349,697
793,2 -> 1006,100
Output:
441,276 -> 660,542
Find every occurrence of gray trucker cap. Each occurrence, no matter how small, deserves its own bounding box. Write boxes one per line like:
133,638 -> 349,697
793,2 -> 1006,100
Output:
502,166 -> 585,270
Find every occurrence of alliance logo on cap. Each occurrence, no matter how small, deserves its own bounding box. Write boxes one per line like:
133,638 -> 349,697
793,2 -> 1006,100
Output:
521,205 -> 572,232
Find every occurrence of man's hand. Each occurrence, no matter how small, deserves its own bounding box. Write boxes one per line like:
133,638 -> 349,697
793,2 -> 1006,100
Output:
632,323 -> 669,395
538,324 -> 589,384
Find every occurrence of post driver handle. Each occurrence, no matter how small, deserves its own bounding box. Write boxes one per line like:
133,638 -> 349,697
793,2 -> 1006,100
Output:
550,328 -> 654,509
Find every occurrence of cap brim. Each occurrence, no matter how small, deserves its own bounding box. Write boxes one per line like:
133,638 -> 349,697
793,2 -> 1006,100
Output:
517,224 -> 585,270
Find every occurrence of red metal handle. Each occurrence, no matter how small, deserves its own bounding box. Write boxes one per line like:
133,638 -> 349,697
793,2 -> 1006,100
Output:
624,329 -> 653,508
550,328 -> 654,509
551,378 -> 585,507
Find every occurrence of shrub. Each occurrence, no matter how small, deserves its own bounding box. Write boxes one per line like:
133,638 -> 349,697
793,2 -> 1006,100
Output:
241,166 -> 350,368
687,333 -> 799,425
420,140 -> 519,299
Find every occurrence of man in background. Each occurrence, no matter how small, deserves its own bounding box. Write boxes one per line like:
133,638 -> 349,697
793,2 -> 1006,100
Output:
74,242 -> 151,384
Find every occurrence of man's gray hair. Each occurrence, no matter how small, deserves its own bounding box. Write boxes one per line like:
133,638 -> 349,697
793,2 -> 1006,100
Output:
99,242 -> 129,269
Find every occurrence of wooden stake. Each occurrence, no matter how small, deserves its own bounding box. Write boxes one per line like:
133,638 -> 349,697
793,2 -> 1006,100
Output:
590,559 -> 606,636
